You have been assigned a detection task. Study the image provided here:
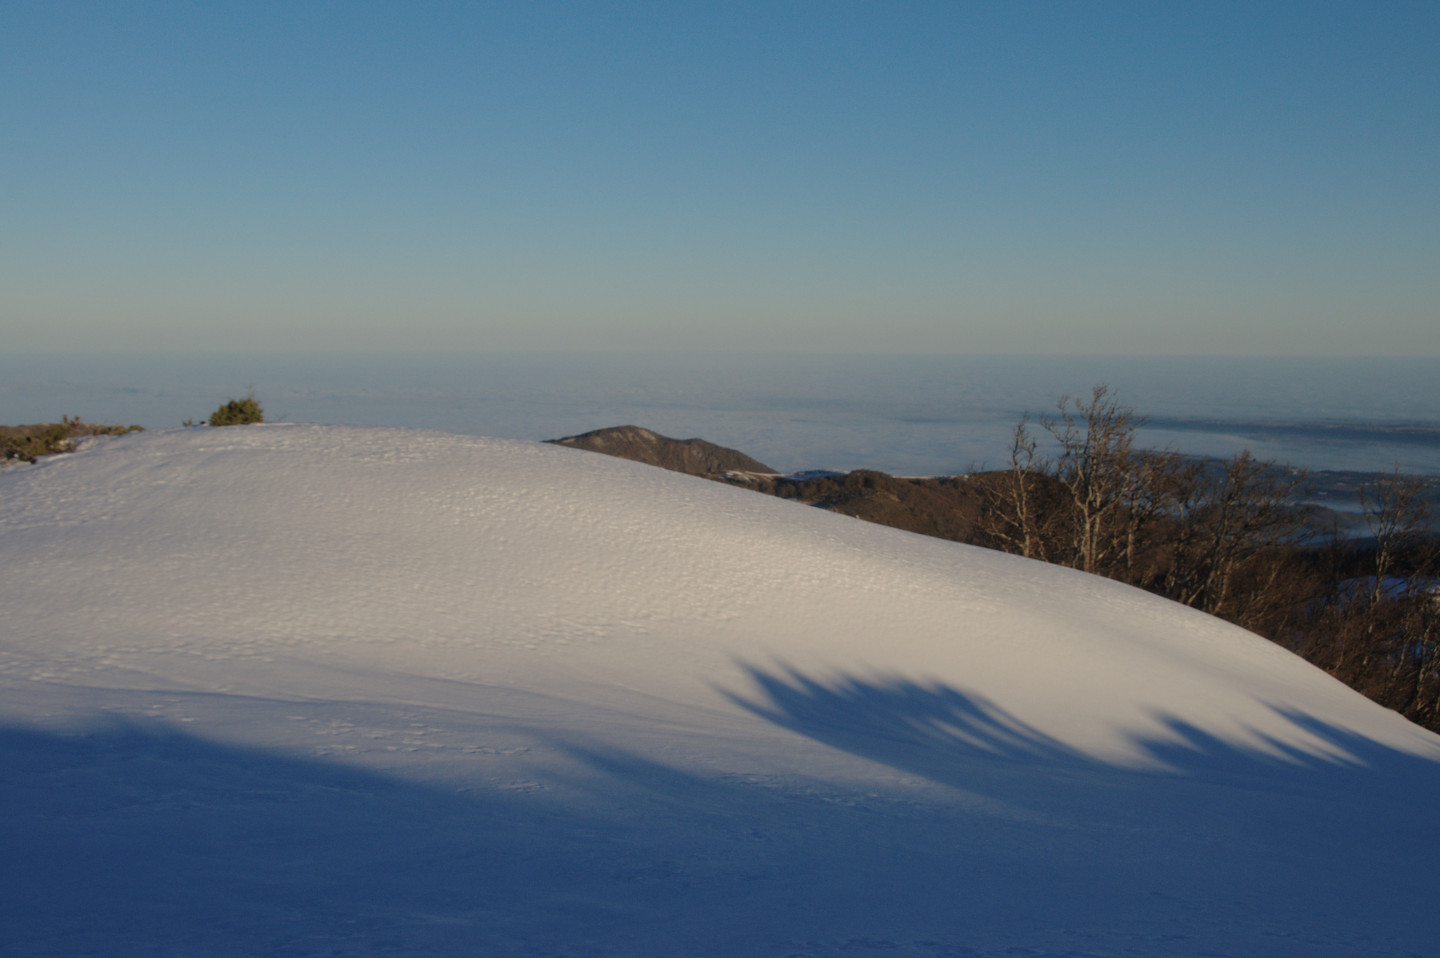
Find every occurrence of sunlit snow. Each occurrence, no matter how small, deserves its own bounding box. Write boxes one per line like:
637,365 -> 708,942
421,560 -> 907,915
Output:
3,424 -> 1437,957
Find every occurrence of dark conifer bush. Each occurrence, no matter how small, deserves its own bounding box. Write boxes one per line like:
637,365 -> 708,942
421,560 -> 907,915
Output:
209,395 -> 264,426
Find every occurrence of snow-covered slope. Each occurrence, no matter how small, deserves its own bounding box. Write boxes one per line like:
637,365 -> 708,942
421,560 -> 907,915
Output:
3,424 -> 1437,957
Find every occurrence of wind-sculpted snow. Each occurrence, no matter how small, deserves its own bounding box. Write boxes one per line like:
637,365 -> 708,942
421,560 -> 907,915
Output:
2,424 -> 1438,957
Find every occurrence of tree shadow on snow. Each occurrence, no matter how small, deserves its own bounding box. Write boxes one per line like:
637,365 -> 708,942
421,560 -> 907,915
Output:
719,661 -> 1440,830
716,663 -> 1440,932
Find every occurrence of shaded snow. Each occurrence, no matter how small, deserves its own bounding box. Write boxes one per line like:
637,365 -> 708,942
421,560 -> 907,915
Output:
2,424 -> 1438,957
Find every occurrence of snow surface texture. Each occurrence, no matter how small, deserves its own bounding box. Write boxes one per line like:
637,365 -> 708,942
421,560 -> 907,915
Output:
3,424 -> 1438,957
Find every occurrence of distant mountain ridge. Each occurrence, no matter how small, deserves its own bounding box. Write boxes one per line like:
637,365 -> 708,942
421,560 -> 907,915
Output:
547,425 -> 775,476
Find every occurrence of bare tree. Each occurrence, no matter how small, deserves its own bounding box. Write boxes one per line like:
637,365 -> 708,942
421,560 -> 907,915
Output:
1117,448 -> 1187,585
1161,451 -> 1308,625
979,386 -> 1181,581
1362,471 -> 1432,605
973,417 -> 1055,561
1360,472 -> 1439,715
1041,385 -> 1142,575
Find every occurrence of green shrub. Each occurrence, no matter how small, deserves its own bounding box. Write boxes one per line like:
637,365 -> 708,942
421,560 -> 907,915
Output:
209,395 -> 264,426
1,417 -> 143,463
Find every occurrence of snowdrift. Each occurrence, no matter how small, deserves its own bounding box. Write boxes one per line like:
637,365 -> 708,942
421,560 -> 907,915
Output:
2,424 -> 1437,957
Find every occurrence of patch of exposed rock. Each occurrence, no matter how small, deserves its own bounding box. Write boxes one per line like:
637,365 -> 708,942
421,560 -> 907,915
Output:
547,425 -> 775,477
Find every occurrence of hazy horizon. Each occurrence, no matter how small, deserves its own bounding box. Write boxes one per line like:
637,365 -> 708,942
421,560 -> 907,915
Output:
5,350 -> 1437,477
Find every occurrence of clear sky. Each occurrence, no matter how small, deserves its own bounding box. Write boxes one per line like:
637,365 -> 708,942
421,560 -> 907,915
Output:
3,1 -> 1437,356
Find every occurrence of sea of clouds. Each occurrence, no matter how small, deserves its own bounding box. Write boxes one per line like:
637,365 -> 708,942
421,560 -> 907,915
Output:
3,352 -> 1438,477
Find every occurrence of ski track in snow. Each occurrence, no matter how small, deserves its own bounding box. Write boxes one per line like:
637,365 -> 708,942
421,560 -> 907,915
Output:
2,424 -> 1438,957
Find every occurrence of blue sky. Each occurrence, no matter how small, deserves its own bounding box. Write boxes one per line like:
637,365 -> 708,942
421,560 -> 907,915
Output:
4,1 -> 1437,355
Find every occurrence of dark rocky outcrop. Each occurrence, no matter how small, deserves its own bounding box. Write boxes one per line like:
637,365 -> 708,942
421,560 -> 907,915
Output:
548,425 -> 775,477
